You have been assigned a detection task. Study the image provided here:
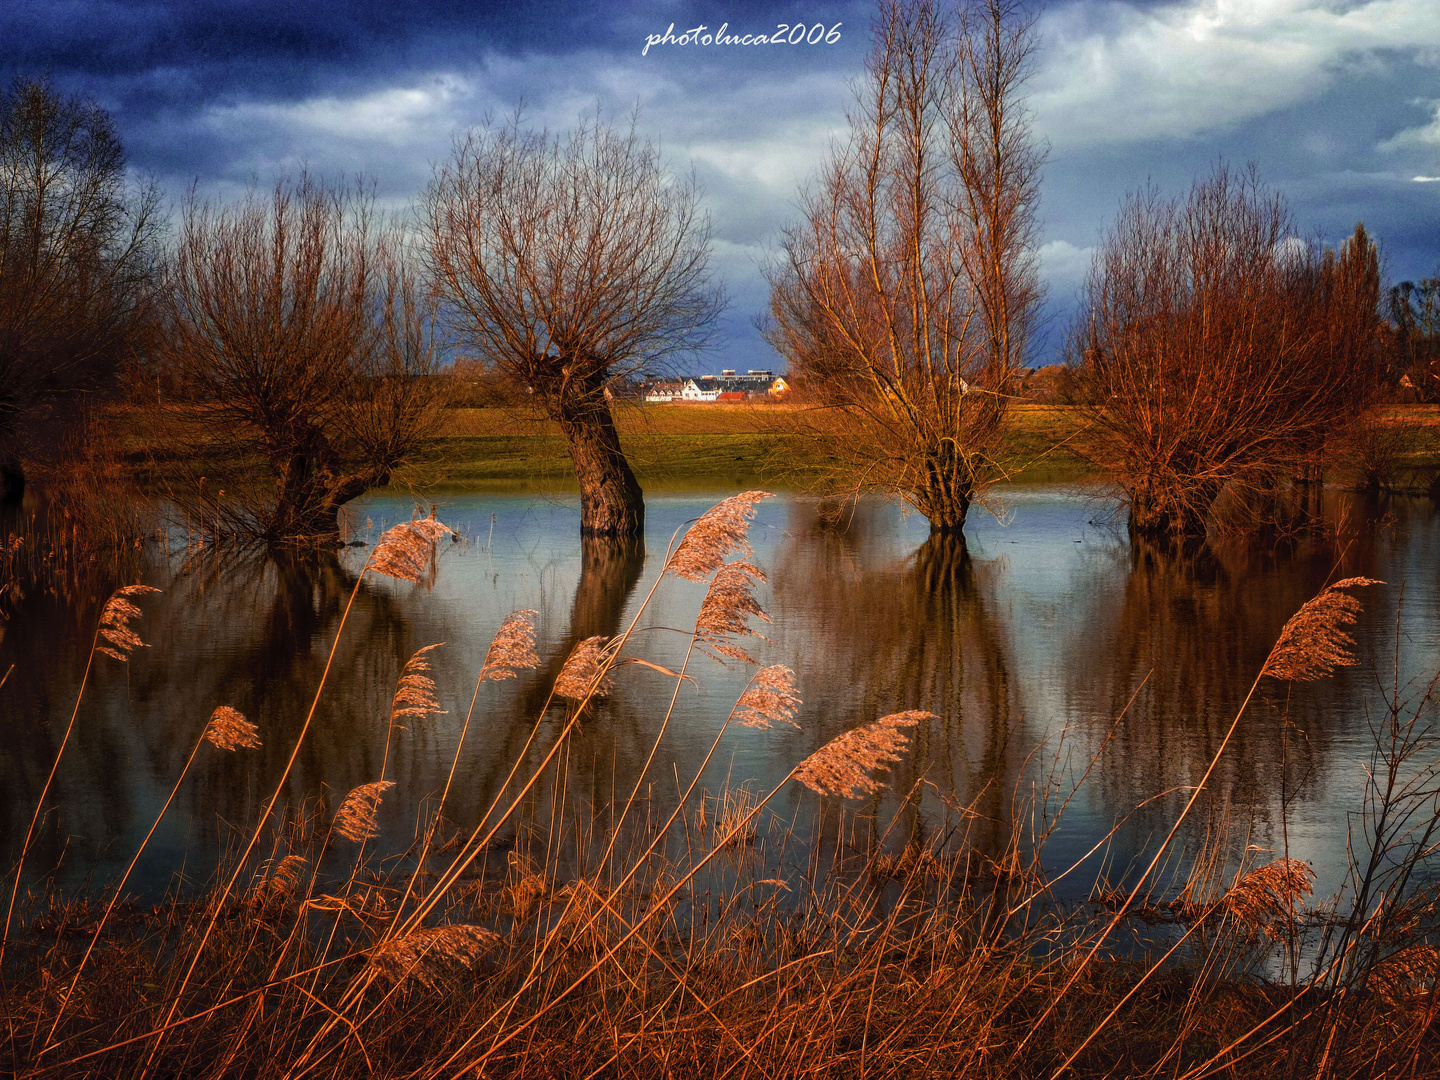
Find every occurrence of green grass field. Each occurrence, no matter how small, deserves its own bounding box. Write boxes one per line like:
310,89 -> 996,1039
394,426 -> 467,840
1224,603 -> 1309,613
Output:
117,401 -> 1440,495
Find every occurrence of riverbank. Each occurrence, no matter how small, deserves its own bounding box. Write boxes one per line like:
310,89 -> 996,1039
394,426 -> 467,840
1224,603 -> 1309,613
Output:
111,401 -> 1440,495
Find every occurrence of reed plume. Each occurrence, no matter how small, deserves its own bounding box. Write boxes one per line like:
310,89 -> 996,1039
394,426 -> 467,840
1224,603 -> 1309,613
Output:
791,711 -> 929,798
202,706 -> 260,751
248,854 -> 308,906
695,561 -> 771,664
666,491 -> 773,581
333,781 -> 396,843
1262,577 -> 1384,682
366,924 -> 500,989
554,636 -> 614,700
370,515 -> 453,585
95,584 -> 161,661
1219,858 -> 1315,941
733,665 -> 801,730
480,609 -> 540,682
390,643 -> 446,728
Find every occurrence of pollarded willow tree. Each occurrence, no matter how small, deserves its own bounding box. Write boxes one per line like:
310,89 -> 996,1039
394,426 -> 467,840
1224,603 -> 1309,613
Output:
766,0 -> 1044,532
160,176 -> 440,545
424,117 -> 724,538
1070,165 -> 1383,539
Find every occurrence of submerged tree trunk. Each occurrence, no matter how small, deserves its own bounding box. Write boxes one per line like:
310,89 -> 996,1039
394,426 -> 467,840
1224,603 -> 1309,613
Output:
1126,474 -> 1220,540
0,453 -> 24,507
547,371 -> 644,538
523,534 -> 646,716
915,441 -> 973,534
266,427 -> 389,546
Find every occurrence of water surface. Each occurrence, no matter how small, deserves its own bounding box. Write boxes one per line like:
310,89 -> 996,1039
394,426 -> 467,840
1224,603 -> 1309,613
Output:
2,486 -> 1437,904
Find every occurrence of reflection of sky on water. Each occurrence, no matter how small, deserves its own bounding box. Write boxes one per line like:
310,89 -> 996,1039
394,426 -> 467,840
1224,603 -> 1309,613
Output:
3,486 -> 1438,910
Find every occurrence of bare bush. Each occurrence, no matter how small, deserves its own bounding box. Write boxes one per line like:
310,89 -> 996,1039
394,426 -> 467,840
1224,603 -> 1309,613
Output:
158,175 -> 440,545
1070,165 -> 1384,539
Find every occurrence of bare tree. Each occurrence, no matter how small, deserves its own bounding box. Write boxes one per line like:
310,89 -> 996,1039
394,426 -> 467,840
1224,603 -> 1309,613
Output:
1387,275 -> 1440,403
1070,165 -> 1383,539
424,117 -> 723,537
0,75 -> 161,504
766,0 -> 1043,532
159,176 -> 440,545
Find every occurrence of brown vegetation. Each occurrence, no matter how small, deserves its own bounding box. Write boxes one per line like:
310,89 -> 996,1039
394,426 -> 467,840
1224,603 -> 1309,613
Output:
1070,165 -> 1385,539
766,0 -> 1043,531
157,175 -> 441,546
0,75 -> 161,507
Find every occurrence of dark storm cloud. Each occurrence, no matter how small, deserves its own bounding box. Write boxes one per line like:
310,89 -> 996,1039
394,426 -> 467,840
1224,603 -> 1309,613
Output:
5,0 -> 1440,367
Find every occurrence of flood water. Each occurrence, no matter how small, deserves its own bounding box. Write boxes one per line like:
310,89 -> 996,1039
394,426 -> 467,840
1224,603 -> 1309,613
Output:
2,485 -> 1438,905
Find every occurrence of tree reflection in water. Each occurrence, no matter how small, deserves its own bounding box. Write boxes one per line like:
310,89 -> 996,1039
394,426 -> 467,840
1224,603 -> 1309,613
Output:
771,503 -> 1024,861
1061,508 -> 1382,856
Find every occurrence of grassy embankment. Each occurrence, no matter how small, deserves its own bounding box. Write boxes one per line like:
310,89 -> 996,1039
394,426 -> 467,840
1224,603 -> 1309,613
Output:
420,401 -> 1098,490
117,401 -> 1440,496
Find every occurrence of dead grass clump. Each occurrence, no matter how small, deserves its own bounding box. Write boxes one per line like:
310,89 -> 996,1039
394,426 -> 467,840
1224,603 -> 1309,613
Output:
366,924 -> 499,989
1219,858 -> 1316,942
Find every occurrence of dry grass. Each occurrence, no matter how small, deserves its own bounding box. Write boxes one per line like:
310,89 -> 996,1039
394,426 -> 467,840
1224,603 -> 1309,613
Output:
2,501 -> 1438,1080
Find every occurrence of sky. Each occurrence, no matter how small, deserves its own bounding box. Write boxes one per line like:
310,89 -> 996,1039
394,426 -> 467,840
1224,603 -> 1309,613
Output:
6,0 -> 1440,370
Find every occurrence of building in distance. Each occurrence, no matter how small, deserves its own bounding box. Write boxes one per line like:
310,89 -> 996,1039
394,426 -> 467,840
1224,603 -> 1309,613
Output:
643,369 -> 789,403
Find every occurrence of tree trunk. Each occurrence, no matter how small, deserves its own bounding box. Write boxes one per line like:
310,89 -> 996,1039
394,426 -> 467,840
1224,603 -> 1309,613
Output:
917,441 -> 972,533
267,427 -> 389,546
1127,474 -> 1218,540
550,376 -> 644,538
0,454 -> 24,507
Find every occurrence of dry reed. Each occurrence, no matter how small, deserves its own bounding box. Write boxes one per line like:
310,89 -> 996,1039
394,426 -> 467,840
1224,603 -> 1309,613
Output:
369,515 -> 453,585
389,644 -> 445,727
791,711 -> 930,798
665,491 -> 773,581
1220,858 -> 1316,942
480,609 -> 540,682
732,665 -> 801,730
694,560 -> 771,664
1262,577 -> 1384,682
554,636 -> 614,700
365,924 -> 499,989
95,584 -> 161,661
332,782 -> 396,844
202,706 -> 260,751
10,499 -> 1440,1080
247,854 -> 309,907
